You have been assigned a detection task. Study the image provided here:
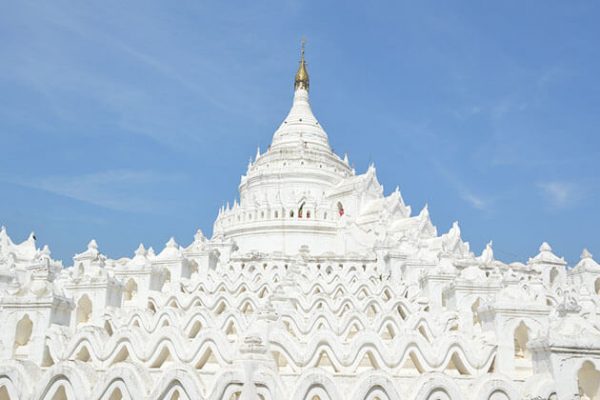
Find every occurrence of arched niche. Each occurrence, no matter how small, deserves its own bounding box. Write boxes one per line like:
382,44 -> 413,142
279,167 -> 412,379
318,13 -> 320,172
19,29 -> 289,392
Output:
0,384 -> 16,400
305,386 -> 332,400
471,298 -> 482,328
0,386 -> 9,400
188,261 -> 199,278
513,321 -> 533,377
123,279 -> 138,302
51,385 -> 68,400
412,373 -> 463,400
106,387 -> 123,400
13,314 -> 33,357
425,388 -> 452,400
549,267 -> 559,286
336,202 -> 344,216
488,390 -> 510,400
578,360 -> 600,399
298,202 -> 305,218
76,295 -> 93,325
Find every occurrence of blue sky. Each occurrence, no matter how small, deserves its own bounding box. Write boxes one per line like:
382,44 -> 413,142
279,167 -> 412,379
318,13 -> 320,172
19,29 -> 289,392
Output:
0,1 -> 598,265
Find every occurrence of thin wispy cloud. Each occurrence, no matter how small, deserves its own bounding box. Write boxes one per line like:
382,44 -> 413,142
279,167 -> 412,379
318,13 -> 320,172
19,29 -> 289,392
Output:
537,181 -> 581,209
431,160 -> 491,212
451,104 -> 483,120
461,193 -> 487,210
536,65 -> 571,89
0,2 -> 277,152
2,170 -> 186,213
490,97 -> 529,121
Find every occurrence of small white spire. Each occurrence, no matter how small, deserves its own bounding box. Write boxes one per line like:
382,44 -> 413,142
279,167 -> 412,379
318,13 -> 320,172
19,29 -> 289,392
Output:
539,242 -> 552,253
255,146 -> 261,161
479,241 -> 494,265
581,248 -> 593,259
135,243 -> 147,257
40,244 -> 51,257
194,229 -> 205,242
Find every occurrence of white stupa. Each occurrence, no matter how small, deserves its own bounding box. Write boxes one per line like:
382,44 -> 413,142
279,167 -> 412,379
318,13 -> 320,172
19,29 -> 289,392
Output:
1,45 -> 600,400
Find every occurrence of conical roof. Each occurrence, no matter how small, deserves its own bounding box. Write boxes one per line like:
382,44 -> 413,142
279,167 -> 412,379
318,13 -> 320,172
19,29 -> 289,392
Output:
271,44 -> 330,152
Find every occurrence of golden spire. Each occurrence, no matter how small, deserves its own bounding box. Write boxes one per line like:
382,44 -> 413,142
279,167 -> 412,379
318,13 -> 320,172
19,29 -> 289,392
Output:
294,38 -> 309,91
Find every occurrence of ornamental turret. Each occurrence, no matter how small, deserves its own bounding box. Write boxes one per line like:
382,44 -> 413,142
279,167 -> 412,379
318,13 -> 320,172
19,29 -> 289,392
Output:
212,44 -> 354,255
294,40 -> 309,91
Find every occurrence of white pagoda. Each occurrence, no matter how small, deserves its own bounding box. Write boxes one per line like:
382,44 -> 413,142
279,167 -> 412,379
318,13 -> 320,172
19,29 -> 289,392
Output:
1,47 -> 600,400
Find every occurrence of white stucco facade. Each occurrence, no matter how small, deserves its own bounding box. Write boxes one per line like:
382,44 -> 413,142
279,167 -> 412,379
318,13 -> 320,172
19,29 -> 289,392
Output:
1,53 -> 599,400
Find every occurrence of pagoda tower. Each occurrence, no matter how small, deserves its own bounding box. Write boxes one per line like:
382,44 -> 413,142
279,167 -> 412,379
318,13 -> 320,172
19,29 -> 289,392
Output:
0,45 -> 599,400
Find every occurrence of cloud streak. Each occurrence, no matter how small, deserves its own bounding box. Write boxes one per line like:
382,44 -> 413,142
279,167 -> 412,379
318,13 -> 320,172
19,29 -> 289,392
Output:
0,2 -> 277,153
461,192 -> 487,210
2,170 -> 186,213
537,181 -> 581,209
430,160 -> 491,212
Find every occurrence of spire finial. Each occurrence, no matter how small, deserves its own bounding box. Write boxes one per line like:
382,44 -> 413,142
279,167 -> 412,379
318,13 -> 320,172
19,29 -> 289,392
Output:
294,38 -> 309,91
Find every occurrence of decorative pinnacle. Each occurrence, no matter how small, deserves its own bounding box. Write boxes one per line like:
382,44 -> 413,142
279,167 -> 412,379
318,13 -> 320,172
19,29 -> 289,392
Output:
166,237 -> 178,248
135,243 -> 146,257
294,38 -> 309,91
581,248 -> 593,259
539,242 -> 552,253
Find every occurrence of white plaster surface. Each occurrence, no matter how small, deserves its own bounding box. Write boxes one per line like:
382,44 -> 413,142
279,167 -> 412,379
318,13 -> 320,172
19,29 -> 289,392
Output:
1,61 -> 600,400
